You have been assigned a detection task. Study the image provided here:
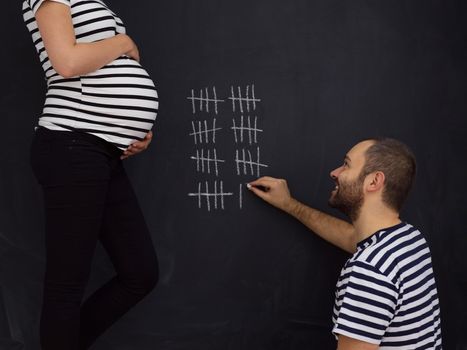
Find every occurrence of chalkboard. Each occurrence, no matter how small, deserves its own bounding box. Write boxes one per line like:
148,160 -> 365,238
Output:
1,0 -> 466,349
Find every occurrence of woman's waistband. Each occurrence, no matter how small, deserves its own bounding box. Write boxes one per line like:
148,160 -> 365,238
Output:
35,126 -> 123,159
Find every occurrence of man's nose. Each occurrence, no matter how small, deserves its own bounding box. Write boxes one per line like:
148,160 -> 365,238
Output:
330,166 -> 342,180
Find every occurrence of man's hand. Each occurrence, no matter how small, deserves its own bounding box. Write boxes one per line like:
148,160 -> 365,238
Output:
120,131 -> 153,160
247,176 -> 294,212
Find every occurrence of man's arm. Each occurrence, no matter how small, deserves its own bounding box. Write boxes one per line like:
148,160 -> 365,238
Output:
248,177 -> 356,253
337,335 -> 379,350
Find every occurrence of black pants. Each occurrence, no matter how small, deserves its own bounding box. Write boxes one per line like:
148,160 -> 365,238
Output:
29,127 -> 158,350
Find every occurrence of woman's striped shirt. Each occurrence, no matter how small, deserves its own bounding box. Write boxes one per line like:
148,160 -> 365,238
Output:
22,0 -> 158,150
332,222 -> 442,349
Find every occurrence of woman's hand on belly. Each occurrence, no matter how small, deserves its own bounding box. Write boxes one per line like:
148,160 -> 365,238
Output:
120,131 -> 153,160
123,35 -> 140,62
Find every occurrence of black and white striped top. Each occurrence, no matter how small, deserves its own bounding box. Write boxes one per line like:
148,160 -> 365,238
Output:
332,222 -> 442,349
22,0 -> 158,150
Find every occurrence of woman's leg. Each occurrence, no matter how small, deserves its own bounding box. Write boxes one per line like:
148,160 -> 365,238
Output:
31,128 -> 158,349
30,128 -> 113,350
78,160 -> 158,349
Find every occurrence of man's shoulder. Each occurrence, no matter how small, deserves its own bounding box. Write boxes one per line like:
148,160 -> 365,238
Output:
352,223 -> 429,275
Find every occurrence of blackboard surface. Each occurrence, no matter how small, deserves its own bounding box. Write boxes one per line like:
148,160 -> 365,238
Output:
1,0 -> 466,349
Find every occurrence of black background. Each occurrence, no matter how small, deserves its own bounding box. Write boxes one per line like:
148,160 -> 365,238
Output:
1,0 -> 466,349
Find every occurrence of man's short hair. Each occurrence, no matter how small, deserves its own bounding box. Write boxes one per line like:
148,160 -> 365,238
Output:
360,138 -> 417,212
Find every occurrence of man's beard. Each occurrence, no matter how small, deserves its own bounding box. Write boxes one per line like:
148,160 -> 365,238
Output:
328,175 -> 364,222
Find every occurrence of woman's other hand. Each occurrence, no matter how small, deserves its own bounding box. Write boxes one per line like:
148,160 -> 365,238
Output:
123,35 -> 140,62
120,131 -> 153,160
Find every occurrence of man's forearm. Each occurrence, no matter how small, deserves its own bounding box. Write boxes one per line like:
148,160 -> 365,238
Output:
285,198 -> 356,253
247,177 -> 356,252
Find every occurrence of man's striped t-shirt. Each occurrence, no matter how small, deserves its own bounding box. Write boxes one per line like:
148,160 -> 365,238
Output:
22,0 -> 158,150
332,222 -> 442,349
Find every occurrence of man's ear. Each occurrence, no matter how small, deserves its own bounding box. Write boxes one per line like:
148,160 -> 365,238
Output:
365,171 -> 385,193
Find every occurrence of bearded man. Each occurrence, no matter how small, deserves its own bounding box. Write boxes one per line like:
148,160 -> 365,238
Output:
248,138 -> 442,350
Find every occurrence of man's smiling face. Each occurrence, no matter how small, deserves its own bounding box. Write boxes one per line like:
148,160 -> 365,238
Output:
328,140 -> 374,222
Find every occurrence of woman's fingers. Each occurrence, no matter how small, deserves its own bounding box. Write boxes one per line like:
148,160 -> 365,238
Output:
120,132 -> 153,160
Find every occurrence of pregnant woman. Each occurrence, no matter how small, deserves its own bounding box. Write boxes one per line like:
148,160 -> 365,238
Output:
22,0 -> 159,348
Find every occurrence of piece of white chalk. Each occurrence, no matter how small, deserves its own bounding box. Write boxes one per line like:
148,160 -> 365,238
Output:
246,183 -> 252,189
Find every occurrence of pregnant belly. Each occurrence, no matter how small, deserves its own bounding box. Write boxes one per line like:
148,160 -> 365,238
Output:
80,56 -> 159,134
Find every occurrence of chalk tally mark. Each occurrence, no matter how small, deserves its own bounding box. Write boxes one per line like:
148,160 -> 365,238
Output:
188,181 -> 233,211
190,148 -> 225,176
228,84 -> 261,113
239,183 -> 243,209
235,147 -> 269,177
231,115 -> 263,144
186,84 -> 267,211
187,86 -> 225,114
190,119 -> 221,144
